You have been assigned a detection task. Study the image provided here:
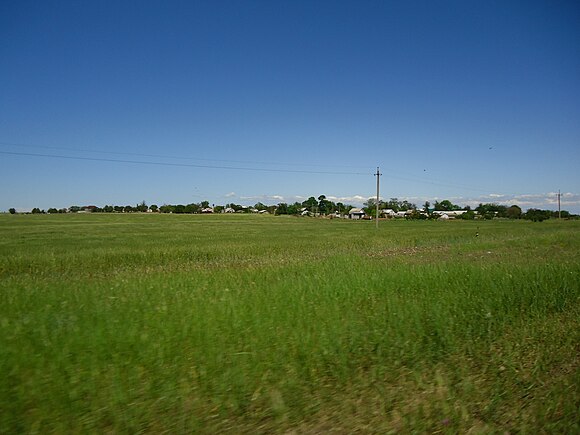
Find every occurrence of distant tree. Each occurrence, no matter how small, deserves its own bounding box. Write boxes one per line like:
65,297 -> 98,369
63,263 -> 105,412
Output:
214,205 -> 225,213
496,206 -> 508,218
31,208 -> 42,214
302,197 -> 318,213
363,198 -> 374,217
363,198 -> 384,217
523,208 -> 551,222
329,201 -> 338,214
385,198 -> 400,212
200,200 -> 210,209
47,208 -> 58,214
506,205 -> 522,219
173,204 -> 186,214
287,202 -> 302,215
254,202 -> 267,211
476,203 -> 507,219
159,204 -> 174,213
124,205 -> 134,213
383,198 -> 416,212
558,210 -> 571,218
149,204 -> 158,212
458,210 -> 476,220
136,201 -> 148,212
318,195 -> 331,215
319,195 -> 336,215
184,203 -> 200,214
9,208 -> 16,214
318,195 -> 326,214
276,203 -> 288,215
407,209 -> 427,220
103,205 -> 114,213
69,206 -> 81,213
433,199 -> 461,211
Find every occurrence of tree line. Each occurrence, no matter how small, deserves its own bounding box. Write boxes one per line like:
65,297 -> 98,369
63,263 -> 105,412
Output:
362,197 -> 574,221
7,195 -> 575,221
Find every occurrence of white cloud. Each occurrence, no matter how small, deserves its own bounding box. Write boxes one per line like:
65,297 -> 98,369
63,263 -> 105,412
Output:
240,194 -> 287,202
325,195 -> 368,204
224,192 -> 236,198
236,194 -> 369,206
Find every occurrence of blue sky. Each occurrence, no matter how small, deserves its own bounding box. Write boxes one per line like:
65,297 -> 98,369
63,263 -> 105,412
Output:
1,1 -> 579,212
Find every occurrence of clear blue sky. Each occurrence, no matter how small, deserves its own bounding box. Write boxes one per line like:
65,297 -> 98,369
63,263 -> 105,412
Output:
1,1 -> 579,212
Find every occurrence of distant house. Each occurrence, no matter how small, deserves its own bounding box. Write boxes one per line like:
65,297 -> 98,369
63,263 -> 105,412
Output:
224,207 -> 235,213
432,210 -> 469,219
348,208 -> 365,220
381,209 -> 397,218
77,205 -> 97,213
201,207 -> 214,213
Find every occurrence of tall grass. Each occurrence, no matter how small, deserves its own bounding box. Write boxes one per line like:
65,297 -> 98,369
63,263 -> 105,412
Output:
0,214 -> 578,433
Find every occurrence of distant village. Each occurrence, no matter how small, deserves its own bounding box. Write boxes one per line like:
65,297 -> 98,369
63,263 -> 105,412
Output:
7,195 -> 574,222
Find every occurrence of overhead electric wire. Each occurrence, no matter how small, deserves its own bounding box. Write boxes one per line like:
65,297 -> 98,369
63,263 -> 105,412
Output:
0,141 -> 370,170
381,173 -> 491,193
0,141 -> 495,193
0,150 -> 371,176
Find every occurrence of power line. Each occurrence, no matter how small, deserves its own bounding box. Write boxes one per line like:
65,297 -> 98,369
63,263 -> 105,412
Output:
0,142 -> 496,193
380,173 -> 491,193
0,150 -> 371,176
0,141 -> 371,171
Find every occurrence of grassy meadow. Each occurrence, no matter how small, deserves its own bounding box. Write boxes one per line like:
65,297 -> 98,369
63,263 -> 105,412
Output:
0,213 -> 578,433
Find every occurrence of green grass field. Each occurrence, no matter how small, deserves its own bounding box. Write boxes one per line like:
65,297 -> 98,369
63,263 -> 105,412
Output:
1,214 -> 578,433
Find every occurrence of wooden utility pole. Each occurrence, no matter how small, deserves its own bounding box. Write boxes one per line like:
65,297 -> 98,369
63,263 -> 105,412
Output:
375,167 -> 381,229
558,190 -> 561,219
